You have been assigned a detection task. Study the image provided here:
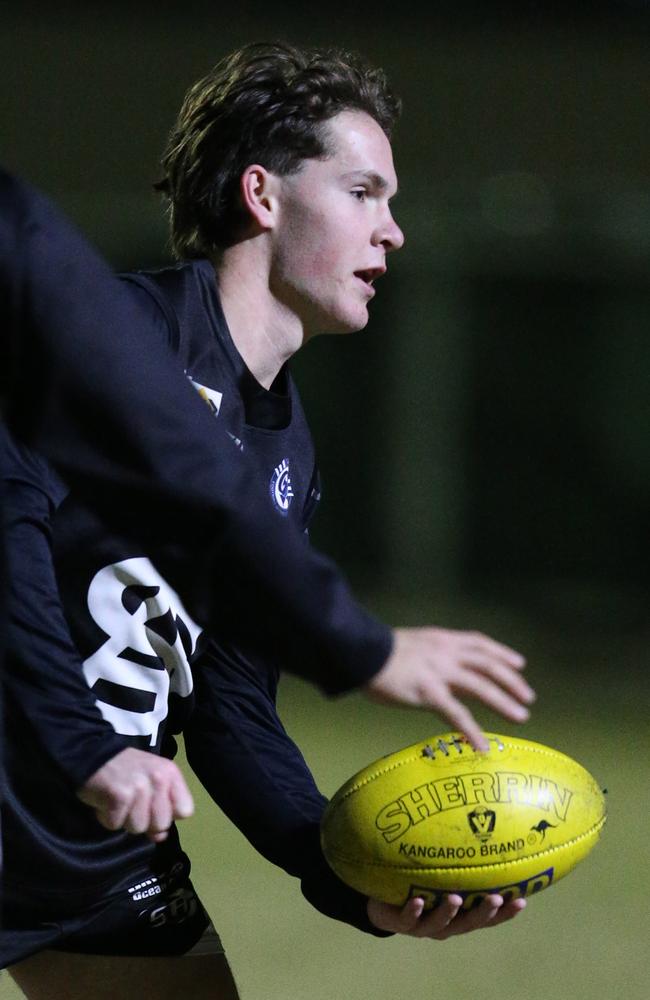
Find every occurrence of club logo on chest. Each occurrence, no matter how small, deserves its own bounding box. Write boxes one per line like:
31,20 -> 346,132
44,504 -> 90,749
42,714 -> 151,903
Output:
270,458 -> 294,516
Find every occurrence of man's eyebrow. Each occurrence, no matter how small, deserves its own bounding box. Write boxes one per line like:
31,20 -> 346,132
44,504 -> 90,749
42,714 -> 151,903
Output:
343,170 -> 399,197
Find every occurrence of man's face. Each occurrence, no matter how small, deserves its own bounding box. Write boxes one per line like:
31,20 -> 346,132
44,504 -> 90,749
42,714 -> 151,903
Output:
270,110 -> 404,337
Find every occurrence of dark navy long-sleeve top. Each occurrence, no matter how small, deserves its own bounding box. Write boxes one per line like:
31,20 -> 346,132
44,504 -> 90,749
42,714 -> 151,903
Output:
0,255 -> 389,937
0,169 -> 392,702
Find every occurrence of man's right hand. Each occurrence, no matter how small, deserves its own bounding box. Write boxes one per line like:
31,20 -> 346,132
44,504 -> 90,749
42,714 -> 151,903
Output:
364,626 -> 535,750
367,893 -> 526,938
77,747 -> 194,843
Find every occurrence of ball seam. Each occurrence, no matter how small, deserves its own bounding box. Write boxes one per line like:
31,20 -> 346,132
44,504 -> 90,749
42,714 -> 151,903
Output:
336,742 -> 590,802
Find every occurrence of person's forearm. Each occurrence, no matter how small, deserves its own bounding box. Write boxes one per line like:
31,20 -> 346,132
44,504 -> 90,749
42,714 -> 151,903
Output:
1,449 -> 128,786
1,169 -> 391,695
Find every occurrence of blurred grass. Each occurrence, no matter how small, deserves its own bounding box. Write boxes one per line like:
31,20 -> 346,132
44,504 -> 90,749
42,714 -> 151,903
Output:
2,594 -> 648,999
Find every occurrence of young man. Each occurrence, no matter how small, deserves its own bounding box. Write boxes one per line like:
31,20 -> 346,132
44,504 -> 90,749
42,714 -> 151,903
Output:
2,43 -> 533,999
0,166 -> 528,836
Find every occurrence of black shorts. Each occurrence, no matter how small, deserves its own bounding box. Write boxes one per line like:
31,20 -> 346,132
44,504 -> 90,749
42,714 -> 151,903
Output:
0,853 -> 221,969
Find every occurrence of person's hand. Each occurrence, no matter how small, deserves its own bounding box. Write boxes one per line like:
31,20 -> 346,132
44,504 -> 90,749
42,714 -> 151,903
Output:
77,747 -> 194,843
364,627 -> 535,750
367,893 -> 526,939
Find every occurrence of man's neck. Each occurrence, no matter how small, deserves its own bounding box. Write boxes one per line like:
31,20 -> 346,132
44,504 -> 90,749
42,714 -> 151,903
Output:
213,245 -> 305,391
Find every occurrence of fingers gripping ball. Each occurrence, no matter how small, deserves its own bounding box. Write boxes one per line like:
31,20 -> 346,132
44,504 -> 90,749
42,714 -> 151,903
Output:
321,733 -> 606,910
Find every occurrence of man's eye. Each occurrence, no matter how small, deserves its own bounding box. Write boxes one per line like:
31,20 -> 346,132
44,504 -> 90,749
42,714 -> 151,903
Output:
351,189 -> 367,202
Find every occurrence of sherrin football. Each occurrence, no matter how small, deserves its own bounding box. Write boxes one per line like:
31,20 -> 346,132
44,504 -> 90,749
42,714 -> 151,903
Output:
321,732 -> 606,909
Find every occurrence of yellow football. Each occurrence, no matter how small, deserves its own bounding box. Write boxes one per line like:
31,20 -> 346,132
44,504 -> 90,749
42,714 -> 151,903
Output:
321,732 -> 606,909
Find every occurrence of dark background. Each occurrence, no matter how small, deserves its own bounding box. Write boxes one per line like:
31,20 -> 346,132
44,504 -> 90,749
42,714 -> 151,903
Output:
2,6 -> 649,1000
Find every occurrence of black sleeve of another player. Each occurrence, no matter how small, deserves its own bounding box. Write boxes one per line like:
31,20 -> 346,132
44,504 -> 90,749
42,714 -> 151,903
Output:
0,425 -> 128,787
0,169 -> 392,696
184,644 -> 392,938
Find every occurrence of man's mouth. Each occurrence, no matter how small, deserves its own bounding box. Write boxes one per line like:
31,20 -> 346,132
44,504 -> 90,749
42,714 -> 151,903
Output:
354,267 -> 386,294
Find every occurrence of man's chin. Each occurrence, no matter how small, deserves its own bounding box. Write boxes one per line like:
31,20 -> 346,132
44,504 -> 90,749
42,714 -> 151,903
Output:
309,302 -> 369,337
331,307 -> 370,335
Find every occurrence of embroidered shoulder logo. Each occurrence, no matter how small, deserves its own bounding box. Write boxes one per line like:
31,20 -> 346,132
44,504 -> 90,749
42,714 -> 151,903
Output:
270,458 -> 294,516
186,375 -> 223,417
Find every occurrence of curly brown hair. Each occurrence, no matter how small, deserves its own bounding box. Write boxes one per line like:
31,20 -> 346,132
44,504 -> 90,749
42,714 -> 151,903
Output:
155,41 -> 401,258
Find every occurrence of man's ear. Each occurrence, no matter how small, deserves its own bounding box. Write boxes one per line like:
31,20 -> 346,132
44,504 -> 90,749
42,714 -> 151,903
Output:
240,165 -> 280,231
